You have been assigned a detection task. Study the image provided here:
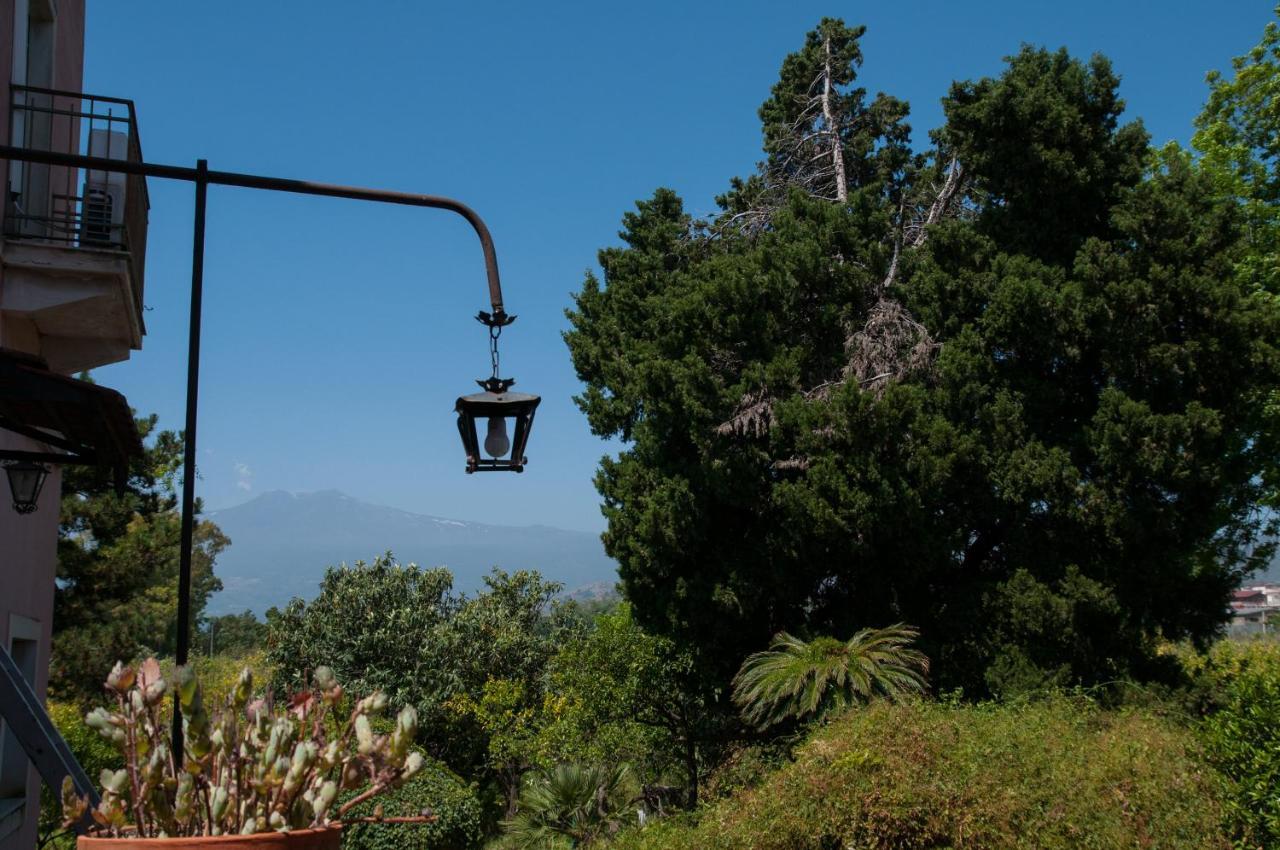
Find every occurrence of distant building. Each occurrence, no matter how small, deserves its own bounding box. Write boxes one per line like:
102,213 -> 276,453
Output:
1230,583 -> 1280,636
0,1 -> 147,846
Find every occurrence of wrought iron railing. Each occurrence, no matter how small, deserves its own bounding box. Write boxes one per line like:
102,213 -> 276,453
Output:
4,85 -> 149,314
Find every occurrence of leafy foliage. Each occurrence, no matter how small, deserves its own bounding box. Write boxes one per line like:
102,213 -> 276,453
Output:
266,557 -> 568,804
503,763 -> 631,849
1181,639 -> 1280,847
543,603 -> 717,808
266,555 -> 456,714
196,610 -> 268,657
565,22 -> 1280,699
1194,8 -> 1280,296
445,677 -> 544,817
38,701 -> 123,848
939,45 -> 1149,265
53,412 -> 226,701
731,625 -> 928,729
340,748 -> 485,850
1193,8 -> 1280,508
604,698 -> 1229,850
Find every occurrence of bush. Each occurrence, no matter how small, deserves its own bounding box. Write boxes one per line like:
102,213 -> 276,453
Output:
341,749 -> 484,850
605,697 -> 1228,850
1182,639 -> 1280,847
38,700 -> 123,847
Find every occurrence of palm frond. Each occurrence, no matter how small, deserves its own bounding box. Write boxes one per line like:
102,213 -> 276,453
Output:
732,624 -> 929,729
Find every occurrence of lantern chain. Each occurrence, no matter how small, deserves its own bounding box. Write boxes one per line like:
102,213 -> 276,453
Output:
489,322 -> 502,380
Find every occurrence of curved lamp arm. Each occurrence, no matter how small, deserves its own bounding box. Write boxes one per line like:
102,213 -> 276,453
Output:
0,144 -> 511,321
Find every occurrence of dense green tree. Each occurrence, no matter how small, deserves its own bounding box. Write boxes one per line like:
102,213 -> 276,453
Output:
731,625 -> 928,730
544,603 -> 716,808
565,25 -> 1280,698
1194,8 -> 1280,297
266,554 -> 456,714
52,412 -> 225,701
266,557 -> 568,792
940,46 -> 1149,265
716,17 -> 910,228
195,610 -> 268,657
1193,8 -> 1280,509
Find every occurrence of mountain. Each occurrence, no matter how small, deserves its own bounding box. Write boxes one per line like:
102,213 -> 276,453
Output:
204,490 -> 616,615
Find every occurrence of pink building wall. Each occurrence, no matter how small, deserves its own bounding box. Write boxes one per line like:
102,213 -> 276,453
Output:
0,3 -> 87,847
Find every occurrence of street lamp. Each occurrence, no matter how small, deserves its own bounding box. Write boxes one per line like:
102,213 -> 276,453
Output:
4,460 -> 50,514
0,141 -> 534,764
455,310 -> 541,472
456,379 -> 541,473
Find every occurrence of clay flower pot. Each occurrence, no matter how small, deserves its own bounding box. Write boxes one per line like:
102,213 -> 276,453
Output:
77,826 -> 342,850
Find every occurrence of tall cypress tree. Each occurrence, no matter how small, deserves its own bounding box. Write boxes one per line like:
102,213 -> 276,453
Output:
566,25 -> 1280,695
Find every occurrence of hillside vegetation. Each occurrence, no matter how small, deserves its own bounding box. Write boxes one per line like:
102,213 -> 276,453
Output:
607,697 -> 1228,850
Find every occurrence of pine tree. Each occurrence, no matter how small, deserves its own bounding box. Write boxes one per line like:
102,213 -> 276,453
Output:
52,411 -> 226,700
565,27 -> 1280,697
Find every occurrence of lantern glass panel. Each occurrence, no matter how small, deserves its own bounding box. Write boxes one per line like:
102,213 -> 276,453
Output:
6,461 -> 49,514
455,391 -> 540,473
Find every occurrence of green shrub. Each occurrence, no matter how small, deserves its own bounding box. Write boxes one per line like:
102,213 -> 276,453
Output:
38,700 -> 123,847
1183,639 -> 1280,847
341,749 -> 484,850
606,697 -> 1228,850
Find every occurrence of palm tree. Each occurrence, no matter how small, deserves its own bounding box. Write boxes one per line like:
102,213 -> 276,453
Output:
732,624 -> 929,730
503,762 -> 630,848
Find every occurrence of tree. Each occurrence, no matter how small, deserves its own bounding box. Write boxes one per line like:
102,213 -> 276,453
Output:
544,603 -> 716,808
1193,8 -> 1280,297
266,554 -> 457,717
266,557 -> 567,792
196,610 -> 268,657
939,46 -> 1149,266
731,625 -> 929,730
565,27 -> 1280,698
52,411 -> 226,701
718,17 -> 911,234
446,677 -> 543,819
1193,8 -> 1280,509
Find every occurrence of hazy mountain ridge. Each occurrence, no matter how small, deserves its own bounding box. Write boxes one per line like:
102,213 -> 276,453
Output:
205,490 -> 616,615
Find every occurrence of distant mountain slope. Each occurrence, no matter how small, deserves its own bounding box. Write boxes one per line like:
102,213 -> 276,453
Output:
205,490 -> 616,615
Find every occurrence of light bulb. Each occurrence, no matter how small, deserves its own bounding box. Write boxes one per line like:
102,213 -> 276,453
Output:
484,417 -> 511,458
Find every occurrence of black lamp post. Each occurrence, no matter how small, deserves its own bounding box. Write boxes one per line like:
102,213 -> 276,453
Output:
0,141 -> 535,763
4,460 -> 50,514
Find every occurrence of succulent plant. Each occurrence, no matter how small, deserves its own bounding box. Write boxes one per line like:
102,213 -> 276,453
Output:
63,659 -> 426,838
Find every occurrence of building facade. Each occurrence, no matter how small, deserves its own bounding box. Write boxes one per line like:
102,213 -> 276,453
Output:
1229,584 -> 1280,637
0,2 -> 146,846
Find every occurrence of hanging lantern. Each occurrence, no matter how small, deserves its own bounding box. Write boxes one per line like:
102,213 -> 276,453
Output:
5,460 -> 50,514
455,312 -> 540,473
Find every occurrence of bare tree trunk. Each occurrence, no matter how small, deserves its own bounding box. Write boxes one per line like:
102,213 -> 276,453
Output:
822,36 -> 848,204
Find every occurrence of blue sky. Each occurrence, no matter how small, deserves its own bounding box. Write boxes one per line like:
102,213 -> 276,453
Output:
83,1 -> 1274,533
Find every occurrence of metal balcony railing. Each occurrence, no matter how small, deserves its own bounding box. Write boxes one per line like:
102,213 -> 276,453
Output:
4,85 -> 149,312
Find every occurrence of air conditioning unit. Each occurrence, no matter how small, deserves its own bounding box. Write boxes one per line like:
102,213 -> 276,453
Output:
81,129 -> 127,246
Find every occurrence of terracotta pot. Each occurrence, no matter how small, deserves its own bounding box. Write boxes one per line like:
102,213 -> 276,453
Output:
77,826 -> 342,850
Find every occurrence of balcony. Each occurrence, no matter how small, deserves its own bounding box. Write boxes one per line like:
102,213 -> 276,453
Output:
0,85 -> 149,373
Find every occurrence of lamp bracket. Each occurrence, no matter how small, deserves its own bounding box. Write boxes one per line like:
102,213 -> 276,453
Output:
476,310 -> 516,328
477,377 -> 516,393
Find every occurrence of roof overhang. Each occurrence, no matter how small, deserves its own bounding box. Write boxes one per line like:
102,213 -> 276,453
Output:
0,348 -> 141,481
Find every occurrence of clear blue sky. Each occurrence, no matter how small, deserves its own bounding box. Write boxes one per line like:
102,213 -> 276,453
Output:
83,1 -> 1275,533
